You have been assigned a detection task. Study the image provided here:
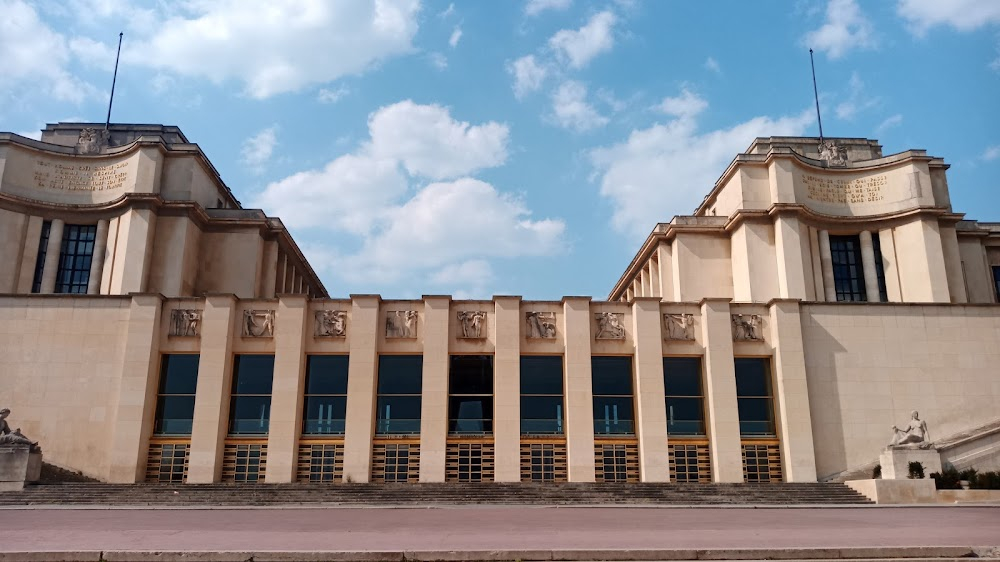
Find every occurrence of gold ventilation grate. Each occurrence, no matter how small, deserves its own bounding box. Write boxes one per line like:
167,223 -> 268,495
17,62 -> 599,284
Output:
222,442 -> 267,483
668,442 -> 712,483
742,442 -> 782,482
145,441 -> 190,483
519,442 -> 568,482
297,442 -> 344,483
594,442 -> 639,482
372,442 -> 420,483
445,441 -> 495,483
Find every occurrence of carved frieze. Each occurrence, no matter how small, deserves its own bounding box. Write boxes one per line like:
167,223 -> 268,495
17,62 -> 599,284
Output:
457,311 -> 486,339
386,311 -> 418,339
818,141 -> 849,167
731,314 -> 762,342
525,311 -> 556,339
314,310 -> 347,337
169,309 -> 201,337
663,313 -> 694,341
76,128 -> 109,155
594,312 -> 625,340
242,309 -> 275,338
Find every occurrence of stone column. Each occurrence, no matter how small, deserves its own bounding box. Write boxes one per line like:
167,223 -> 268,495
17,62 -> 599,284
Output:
767,299 -> 817,482
187,295 -> 237,483
87,219 -> 110,295
700,298 -> 743,482
419,296 -> 450,482
39,219 -> 64,293
264,295 -> 309,482
818,230 -> 836,301
493,296 -> 521,482
15,216 -> 44,293
859,231 -> 881,302
632,297 -> 670,482
563,297 -> 595,482
342,295 -> 380,483
774,215 -> 809,300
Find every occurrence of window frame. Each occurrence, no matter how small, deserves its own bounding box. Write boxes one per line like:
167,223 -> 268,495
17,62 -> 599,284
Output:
376,354 -> 423,436
55,224 -> 97,294
228,354 -> 275,436
301,354 -> 349,436
591,355 -> 636,436
520,355 -> 565,436
153,354 -> 200,436
31,220 -> 52,293
734,356 -> 777,438
829,234 -> 867,302
448,354 -> 495,435
662,356 -> 707,437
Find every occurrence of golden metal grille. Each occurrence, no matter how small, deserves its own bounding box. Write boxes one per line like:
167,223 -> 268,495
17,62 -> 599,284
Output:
594,442 -> 639,482
519,441 -> 568,482
742,442 -> 782,482
145,441 -> 189,483
296,442 -> 344,483
222,442 -> 267,483
668,442 -> 711,483
372,442 -> 420,483
446,441 -> 495,482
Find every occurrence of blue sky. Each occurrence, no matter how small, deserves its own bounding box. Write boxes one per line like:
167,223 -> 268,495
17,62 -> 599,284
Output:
2,0 -> 998,299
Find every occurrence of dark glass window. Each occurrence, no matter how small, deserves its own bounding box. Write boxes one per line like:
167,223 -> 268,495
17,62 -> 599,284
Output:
449,355 -> 493,434
31,220 -> 51,293
735,358 -> 775,437
376,355 -> 422,435
520,356 -> 564,435
228,355 -> 274,435
871,233 -> 888,302
154,354 -> 199,435
993,266 -> 1000,303
663,357 -> 705,436
302,355 -> 348,435
830,235 -> 867,301
55,224 -> 97,294
592,356 -> 634,435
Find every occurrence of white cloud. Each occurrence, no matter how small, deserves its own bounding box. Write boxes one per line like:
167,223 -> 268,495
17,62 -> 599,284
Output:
897,0 -> 1000,35
525,0 -> 572,17
428,52 -> 448,70
549,10 -> 616,69
983,145 -> 1000,161
875,114 -> 903,135
803,0 -> 876,59
438,3 -> 455,18
834,71 -> 880,120
591,94 -> 814,237
317,85 -> 349,103
507,55 -> 548,99
240,127 -> 278,172
131,1 -> 420,99
704,57 -> 721,74
449,26 -> 463,48
367,100 -> 509,179
653,88 -> 709,119
551,81 -> 608,132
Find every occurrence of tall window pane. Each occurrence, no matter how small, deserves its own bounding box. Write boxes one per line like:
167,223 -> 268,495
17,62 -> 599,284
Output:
376,355 -> 422,435
871,233 -> 888,302
993,266 -> 1000,302
592,356 -> 634,435
735,358 -> 775,437
830,235 -> 867,302
520,356 -> 563,435
55,224 -> 97,294
449,355 -> 493,434
31,220 -> 51,293
302,355 -> 348,435
663,357 -> 705,436
154,354 -> 199,435
229,355 -> 274,435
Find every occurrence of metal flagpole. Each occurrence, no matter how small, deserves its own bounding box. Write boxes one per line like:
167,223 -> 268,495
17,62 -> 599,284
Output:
809,48 -> 824,144
105,32 -> 124,131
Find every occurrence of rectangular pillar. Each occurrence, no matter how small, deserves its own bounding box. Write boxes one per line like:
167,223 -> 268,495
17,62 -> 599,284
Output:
859,231 -> 881,303
768,299 -> 818,482
110,209 -> 157,294
632,297 -> 670,482
265,295 -> 309,482
563,297 -> 595,482
39,218 -> 64,293
187,295 -> 237,483
879,229 -> 902,302
419,296 -> 450,482
87,219 -> 110,295
493,296 -> 521,482
808,227 -> 825,302
15,216 -> 43,293
342,295 -> 381,482
818,230 -> 836,301
775,215 -> 809,299
700,298 -> 743,482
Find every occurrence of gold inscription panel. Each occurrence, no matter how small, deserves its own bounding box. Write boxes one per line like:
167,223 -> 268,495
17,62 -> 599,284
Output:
803,173 -> 887,205
33,159 -> 133,192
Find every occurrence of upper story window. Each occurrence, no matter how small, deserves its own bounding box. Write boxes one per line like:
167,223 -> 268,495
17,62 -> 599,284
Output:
228,355 -> 274,435
376,355 -> 422,435
592,356 -> 635,436
830,235 -> 867,301
520,356 -> 564,435
154,354 -> 199,435
302,355 -> 348,435
993,266 -> 1000,303
449,355 -> 494,435
663,357 -> 706,436
31,220 -> 52,293
55,224 -> 97,293
871,234 -> 889,302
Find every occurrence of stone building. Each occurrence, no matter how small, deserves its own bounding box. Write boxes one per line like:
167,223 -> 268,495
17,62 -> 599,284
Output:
0,124 -> 997,486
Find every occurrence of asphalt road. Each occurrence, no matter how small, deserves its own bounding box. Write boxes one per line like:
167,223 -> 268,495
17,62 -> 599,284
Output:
2,506 -> 999,552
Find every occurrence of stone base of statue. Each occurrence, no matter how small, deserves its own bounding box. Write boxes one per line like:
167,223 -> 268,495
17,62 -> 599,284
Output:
879,445 -> 942,480
0,445 -> 42,491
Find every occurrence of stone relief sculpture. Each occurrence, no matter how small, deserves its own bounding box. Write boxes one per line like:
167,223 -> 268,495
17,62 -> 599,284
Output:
386,311 -> 418,339
0,408 -> 40,452
457,311 -> 486,339
314,310 -> 347,337
663,313 -> 695,340
525,311 -> 557,339
818,140 -> 849,167
242,309 -> 275,337
594,312 -> 625,340
76,128 -> 109,155
731,314 -> 762,341
889,411 -> 933,448
169,309 -> 201,337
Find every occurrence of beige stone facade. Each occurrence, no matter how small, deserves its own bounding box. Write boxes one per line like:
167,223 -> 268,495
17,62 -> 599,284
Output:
1,126 -> 998,485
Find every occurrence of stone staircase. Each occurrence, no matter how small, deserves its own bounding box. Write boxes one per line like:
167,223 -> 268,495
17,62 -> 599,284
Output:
0,481 -> 873,506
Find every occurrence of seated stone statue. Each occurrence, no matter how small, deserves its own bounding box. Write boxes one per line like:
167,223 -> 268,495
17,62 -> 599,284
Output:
889,410 -> 931,448
0,408 -> 40,451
